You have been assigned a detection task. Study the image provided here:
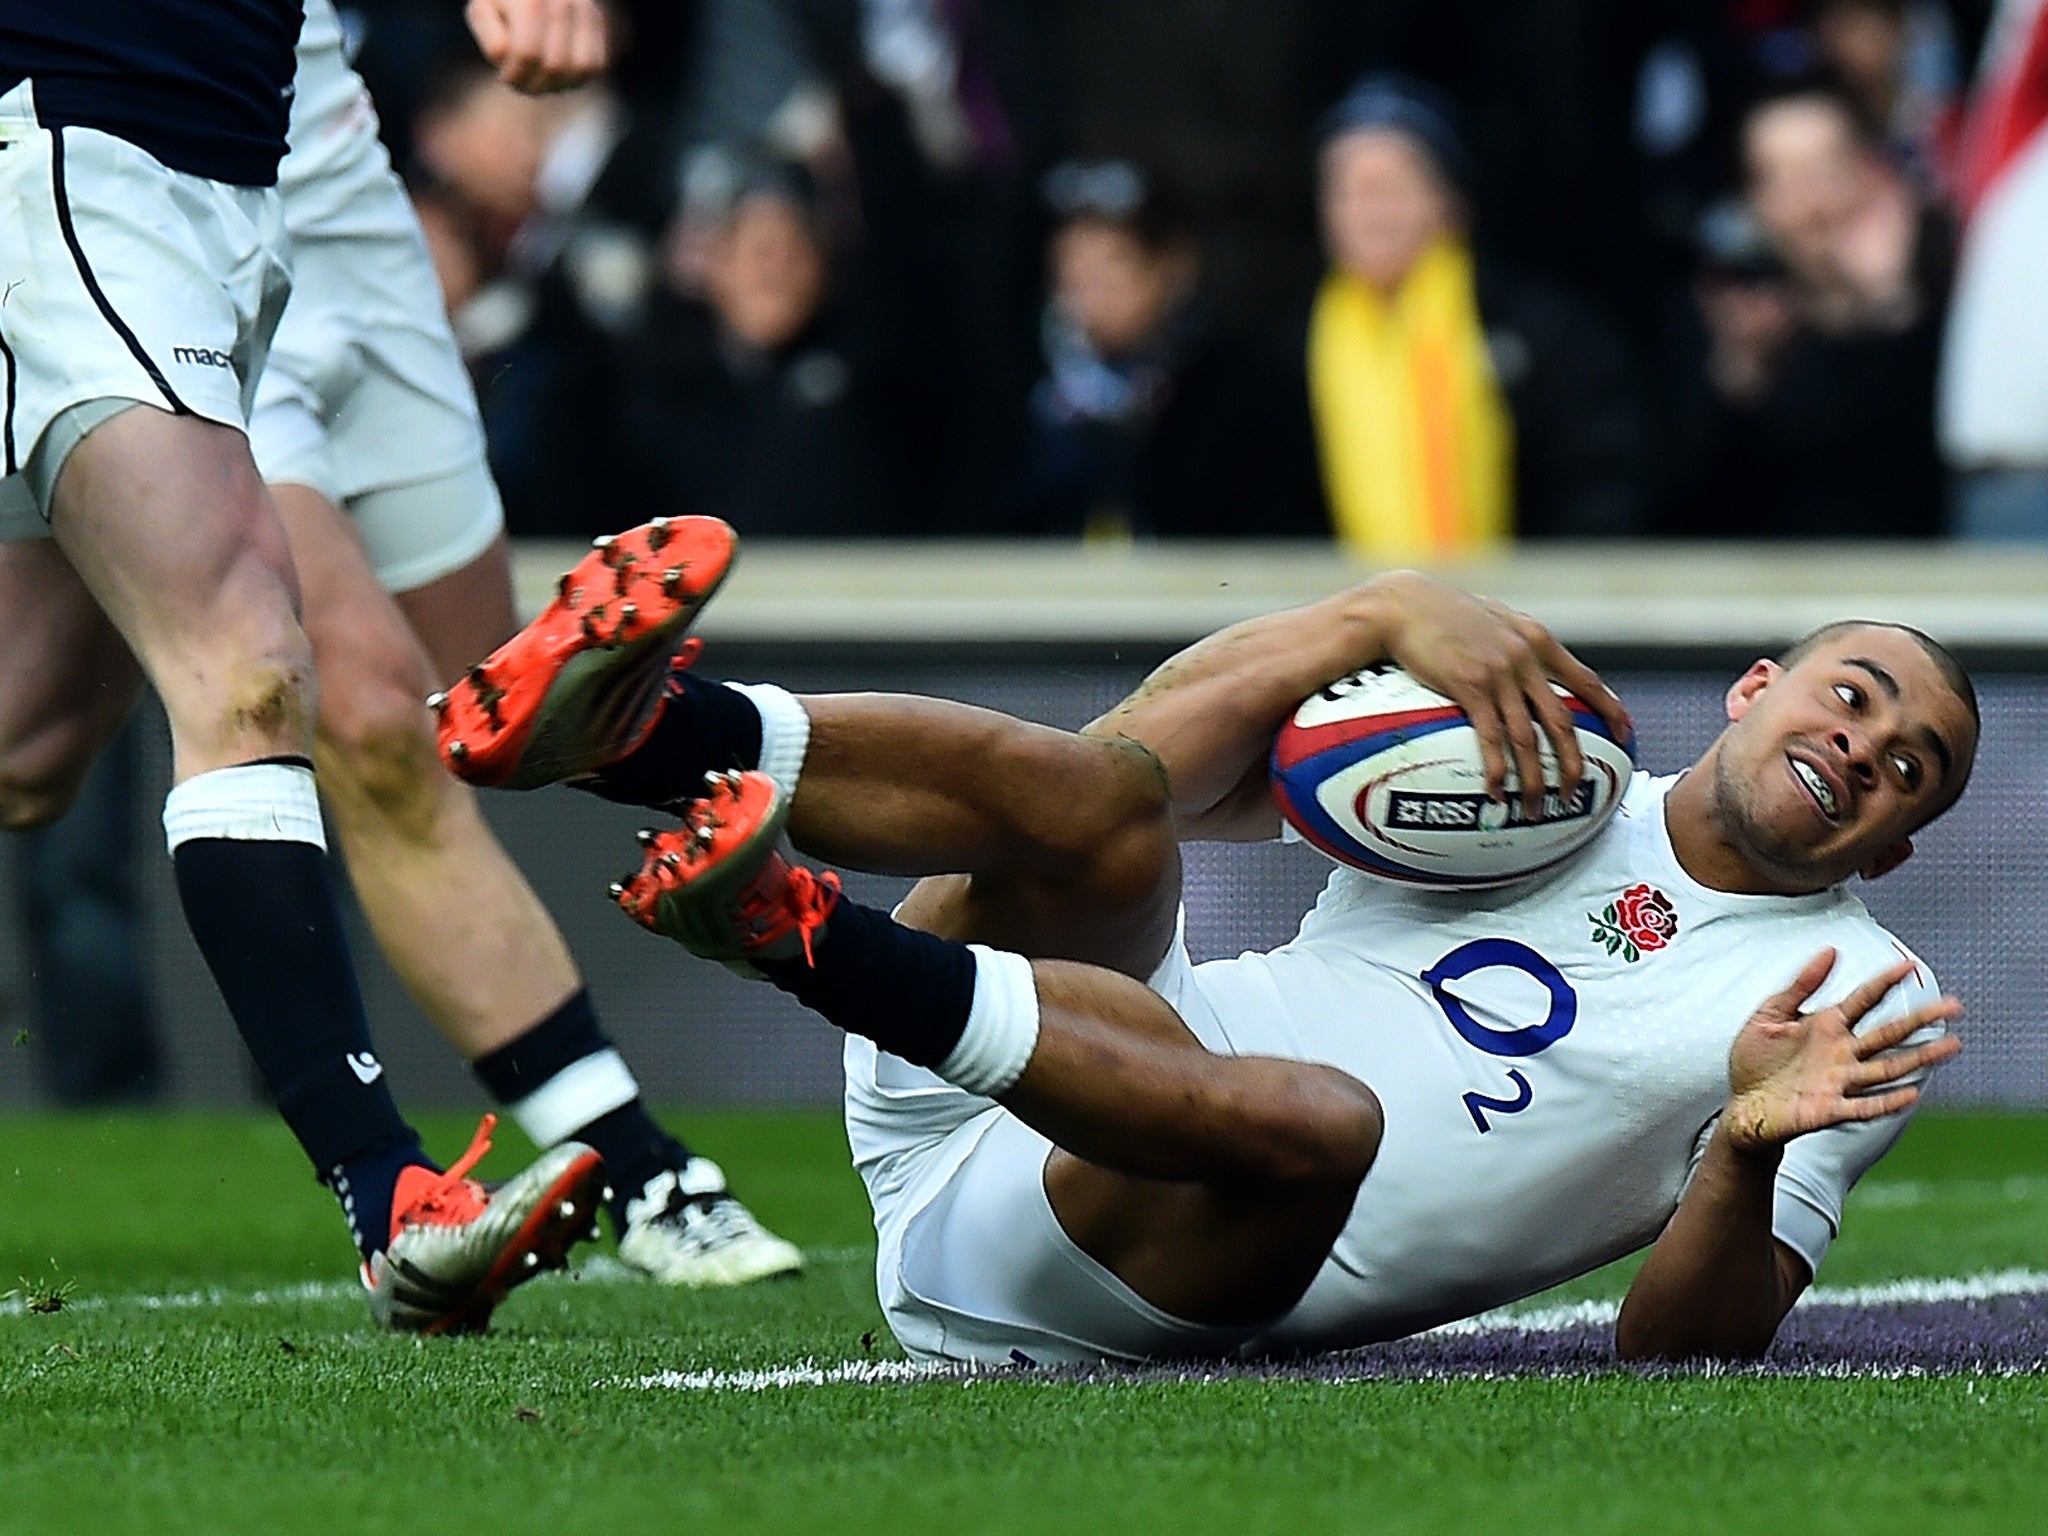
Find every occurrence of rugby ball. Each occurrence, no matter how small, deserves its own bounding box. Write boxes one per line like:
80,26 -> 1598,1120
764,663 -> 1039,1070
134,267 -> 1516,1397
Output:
1270,664 -> 1635,888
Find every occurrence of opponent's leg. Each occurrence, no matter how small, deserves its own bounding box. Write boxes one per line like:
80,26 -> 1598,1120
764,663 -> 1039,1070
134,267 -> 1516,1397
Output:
275,485 -> 799,1283
618,773 -> 1382,1326
50,409 -> 420,1244
274,483 -> 586,1056
0,544 -> 159,1102
46,411 -> 600,1326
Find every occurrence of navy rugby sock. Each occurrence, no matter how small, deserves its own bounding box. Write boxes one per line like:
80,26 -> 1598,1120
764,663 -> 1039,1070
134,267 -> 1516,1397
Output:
331,1142 -> 437,1263
470,990 -> 689,1232
166,761 -> 426,1263
755,901 -> 978,1070
579,671 -> 763,809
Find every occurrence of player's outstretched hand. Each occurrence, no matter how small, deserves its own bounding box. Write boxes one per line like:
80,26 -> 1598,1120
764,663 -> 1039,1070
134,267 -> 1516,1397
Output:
1724,949 -> 1963,1152
466,0 -> 609,93
1368,572 -> 1632,815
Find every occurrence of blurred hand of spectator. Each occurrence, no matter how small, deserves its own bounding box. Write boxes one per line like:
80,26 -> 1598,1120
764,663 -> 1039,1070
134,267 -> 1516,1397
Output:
1698,271 -> 1801,404
1811,0 -> 1962,196
1815,0 -> 1909,129
1676,79 -> 1950,540
465,0 -> 609,94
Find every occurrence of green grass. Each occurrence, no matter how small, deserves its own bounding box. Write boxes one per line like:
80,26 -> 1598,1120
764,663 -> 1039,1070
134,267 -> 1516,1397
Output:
3,1110 -> 2047,1535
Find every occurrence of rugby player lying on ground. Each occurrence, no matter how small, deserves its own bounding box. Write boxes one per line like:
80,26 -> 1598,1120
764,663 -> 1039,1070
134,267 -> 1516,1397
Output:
437,518 -> 1975,1363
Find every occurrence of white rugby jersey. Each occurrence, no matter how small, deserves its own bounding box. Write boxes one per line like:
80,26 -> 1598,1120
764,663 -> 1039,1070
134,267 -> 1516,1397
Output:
1174,772 -> 1944,1354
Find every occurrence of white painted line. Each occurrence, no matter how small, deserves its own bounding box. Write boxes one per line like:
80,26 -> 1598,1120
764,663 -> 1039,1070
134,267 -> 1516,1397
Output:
1853,1175 -> 2048,1209
1429,1266 -> 2048,1336
627,1359 -> 946,1391
0,1245 -> 872,1318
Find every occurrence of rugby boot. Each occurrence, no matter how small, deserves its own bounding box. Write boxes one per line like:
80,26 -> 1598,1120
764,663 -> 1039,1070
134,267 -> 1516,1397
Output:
364,1113 -> 607,1335
432,516 -> 735,789
616,1159 -> 806,1287
610,769 -> 841,976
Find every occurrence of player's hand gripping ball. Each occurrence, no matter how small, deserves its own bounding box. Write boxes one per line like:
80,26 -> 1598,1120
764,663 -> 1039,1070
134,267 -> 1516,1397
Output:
1271,664 -> 1636,888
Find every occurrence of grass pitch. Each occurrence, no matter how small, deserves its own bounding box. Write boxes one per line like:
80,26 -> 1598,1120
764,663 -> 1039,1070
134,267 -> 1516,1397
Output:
4,1108 -> 2047,1535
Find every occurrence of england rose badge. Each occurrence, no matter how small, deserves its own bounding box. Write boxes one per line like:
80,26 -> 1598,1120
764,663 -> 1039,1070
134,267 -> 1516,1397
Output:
1589,883 -> 1677,963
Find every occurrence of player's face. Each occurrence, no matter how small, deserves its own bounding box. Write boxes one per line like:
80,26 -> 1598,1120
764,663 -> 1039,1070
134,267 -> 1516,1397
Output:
1713,629 -> 1976,890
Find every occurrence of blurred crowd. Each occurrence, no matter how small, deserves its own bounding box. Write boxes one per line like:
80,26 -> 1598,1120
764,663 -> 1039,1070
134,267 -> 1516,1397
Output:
17,0 -> 2045,1107
348,0 -> 2048,550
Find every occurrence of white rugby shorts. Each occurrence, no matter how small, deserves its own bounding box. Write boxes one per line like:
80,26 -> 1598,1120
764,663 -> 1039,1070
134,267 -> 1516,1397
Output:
248,131 -> 502,594
844,911 -> 1260,1367
0,79 -> 289,536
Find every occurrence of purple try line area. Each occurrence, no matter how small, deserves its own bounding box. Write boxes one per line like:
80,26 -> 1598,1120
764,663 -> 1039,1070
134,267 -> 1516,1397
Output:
1020,1288 -> 2048,1382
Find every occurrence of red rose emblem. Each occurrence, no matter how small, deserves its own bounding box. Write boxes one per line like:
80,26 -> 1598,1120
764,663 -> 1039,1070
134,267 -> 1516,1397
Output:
1614,883 -> 1678,952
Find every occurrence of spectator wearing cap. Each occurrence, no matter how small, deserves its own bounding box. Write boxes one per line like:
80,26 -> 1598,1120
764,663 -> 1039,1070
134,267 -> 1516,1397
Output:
1013,160 -> 1322,539
1301,73 -> 1652,556
612,155 -> 906,537
1675,76 -> 1950,539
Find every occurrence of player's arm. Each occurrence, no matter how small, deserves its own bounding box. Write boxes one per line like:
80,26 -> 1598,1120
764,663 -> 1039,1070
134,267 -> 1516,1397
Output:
1084,571 -> 1630,839
466,0 -> 609,93
1614,952 -> 1961,1362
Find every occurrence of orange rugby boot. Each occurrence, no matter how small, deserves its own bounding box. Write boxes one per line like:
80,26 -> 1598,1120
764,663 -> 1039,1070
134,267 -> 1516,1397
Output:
432,516 -> 735,789
363,1114 -> 606,1335
610,769 -> 840,976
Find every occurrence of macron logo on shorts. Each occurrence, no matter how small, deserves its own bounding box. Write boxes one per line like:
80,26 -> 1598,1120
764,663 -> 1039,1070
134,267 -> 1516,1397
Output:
171,345 -> 234,368
346,1052 -> 385,1085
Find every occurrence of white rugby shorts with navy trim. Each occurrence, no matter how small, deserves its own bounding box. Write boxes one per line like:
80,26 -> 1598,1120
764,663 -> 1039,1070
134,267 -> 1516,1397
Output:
0,79 -> 289,537
247,107 -> 502,595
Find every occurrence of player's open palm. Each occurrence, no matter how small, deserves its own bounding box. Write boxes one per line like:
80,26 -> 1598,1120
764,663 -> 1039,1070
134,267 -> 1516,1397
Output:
1724,949 -> 1962,1152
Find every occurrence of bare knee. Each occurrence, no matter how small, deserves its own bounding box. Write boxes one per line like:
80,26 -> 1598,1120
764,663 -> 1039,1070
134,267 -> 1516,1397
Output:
316,669 -> 449,842
153,557 -> 320,763
0,765 -> 88,831
0,724 -> 103,830
997,730 -> 1175,906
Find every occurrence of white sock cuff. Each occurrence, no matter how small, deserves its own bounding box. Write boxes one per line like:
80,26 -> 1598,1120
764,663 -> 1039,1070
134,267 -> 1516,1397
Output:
938,946 -> 1041,1098
162,763 -> 326,852
508,1048 -> 640,1147
727,682 -> 810,794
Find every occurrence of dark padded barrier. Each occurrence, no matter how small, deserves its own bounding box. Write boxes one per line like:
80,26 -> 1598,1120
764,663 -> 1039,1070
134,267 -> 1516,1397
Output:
2,646 -> 2038,1109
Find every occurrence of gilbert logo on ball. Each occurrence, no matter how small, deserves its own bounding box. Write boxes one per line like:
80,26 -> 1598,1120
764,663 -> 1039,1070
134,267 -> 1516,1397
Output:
1270,664 -> 1635,888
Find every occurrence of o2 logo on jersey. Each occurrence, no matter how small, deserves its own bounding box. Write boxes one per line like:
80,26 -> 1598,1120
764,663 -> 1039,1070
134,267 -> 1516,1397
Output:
1419,938 -> 1578,1132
